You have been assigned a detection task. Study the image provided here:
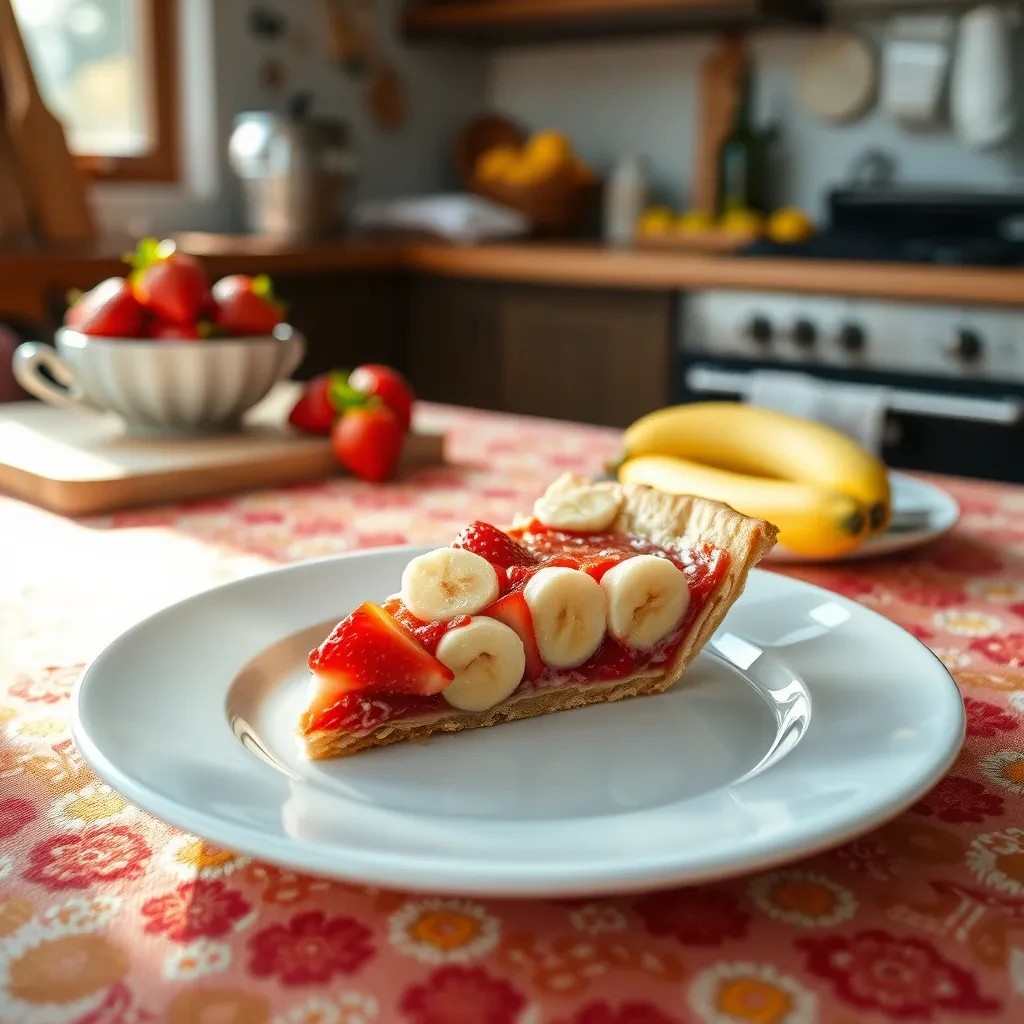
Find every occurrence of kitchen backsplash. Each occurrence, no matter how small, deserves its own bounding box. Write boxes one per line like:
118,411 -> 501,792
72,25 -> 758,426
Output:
487,24 -> 1024,218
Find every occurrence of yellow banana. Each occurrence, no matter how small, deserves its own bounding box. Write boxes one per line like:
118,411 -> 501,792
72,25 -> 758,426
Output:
619,454 -> 869,559
622,403 -> 891,533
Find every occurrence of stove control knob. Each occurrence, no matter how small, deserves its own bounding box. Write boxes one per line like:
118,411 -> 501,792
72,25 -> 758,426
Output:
747,315 -> 773,345
837,323 -> 866,353
792,319 -> 817,349
947,328 -> 984,363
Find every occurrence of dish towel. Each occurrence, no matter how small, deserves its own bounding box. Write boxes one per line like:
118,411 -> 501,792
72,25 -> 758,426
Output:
746,370 -> 891,455
349,194 -> 529,243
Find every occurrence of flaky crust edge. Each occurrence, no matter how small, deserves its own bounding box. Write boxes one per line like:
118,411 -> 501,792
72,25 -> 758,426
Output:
304,474 -> 778,759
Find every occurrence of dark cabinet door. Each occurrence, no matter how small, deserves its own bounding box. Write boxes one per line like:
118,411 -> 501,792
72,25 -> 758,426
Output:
498,285 -> 673,426
274,271 -> 406,380
405,277 -> 503,411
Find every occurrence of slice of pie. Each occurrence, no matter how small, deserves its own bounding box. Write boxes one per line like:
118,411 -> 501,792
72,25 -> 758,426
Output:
301,473 -> 778,759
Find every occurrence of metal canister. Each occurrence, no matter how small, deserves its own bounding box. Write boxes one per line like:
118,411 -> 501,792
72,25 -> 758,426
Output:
229,100 -> 356,241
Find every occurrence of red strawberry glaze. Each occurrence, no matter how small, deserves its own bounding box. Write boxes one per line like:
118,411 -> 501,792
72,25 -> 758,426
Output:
304,524 -> 728,738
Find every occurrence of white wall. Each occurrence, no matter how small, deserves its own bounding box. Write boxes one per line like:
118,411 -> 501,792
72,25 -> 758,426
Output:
96,0 -> 486,235
487,25 -> 1024,219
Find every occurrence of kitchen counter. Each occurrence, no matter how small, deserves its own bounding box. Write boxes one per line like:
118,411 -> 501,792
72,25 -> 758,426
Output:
5,234 -> 1024,313
0,403 -> 1021,1018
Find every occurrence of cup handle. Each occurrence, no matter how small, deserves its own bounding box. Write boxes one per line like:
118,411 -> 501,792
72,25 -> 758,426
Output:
12,342 -> 98,411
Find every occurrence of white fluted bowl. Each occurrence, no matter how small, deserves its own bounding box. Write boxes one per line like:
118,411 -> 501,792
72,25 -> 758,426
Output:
13,325 -> 305,435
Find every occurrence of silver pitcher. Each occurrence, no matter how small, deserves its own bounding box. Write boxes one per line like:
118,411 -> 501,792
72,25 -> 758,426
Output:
229,107 -> 356,241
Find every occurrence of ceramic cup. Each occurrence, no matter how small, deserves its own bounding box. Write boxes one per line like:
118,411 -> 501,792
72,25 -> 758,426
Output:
12,325 -> 305,434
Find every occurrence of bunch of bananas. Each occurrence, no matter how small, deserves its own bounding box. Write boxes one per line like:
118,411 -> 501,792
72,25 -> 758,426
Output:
616,403 -> 891,559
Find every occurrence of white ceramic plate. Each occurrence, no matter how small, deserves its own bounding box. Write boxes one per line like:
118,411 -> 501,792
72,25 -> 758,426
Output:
770,471 -> 961,563
72,547 -> 965,898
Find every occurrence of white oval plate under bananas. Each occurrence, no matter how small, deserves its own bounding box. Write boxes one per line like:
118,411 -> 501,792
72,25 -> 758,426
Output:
771,472 -> 960,563
73,546 -> 964,897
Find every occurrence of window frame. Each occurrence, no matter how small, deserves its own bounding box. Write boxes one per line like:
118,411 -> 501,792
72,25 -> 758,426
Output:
69,0 -> 181,183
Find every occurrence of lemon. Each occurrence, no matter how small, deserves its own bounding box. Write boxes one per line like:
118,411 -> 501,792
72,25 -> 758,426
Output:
719,208 -> 764,235
475,145 -> 520,184
525,130 -> 573,168
676,209 -> 714,233
501,156 -> 547,187
638,207 -> 676,235
767,207 -> 815,244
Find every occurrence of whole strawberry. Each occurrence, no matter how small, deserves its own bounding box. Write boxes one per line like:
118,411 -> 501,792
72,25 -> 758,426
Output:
129,238 -> 209,326
64,277 -> 144,338
452,521 -> 536,569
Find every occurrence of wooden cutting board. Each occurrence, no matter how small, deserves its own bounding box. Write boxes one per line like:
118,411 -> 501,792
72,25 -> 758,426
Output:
0,383 -> 446,516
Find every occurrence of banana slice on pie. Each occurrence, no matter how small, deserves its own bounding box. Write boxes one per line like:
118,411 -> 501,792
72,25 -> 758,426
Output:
300,475 -> 778,759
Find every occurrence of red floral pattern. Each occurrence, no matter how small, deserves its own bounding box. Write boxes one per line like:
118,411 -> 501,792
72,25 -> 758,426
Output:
400,967 -> 524,1024
634,887 -> 750,945
913,775 -> 1005,823
0,797 -> 36,839
142,880 -> 251,941
970,634 -> 1024,668
555,1003 -> 681,1024
1,410 -> 1023,1021
24,826 -> 150,889
798,929 -> 1001,1018
964,697 -> 1019,737
248,910 -> 373,985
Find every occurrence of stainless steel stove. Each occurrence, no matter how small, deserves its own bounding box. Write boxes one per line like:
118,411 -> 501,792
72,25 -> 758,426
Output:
676,289 -> 1024,481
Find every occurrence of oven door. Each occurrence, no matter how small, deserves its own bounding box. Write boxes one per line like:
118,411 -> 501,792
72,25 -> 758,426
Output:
675,356 -> 1024,483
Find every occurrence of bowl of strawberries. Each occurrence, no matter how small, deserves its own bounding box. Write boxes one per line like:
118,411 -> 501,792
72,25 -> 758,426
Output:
12,239 -> 304,434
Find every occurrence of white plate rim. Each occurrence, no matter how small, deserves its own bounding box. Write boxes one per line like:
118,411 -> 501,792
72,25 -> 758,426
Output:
71,547 -> 966,897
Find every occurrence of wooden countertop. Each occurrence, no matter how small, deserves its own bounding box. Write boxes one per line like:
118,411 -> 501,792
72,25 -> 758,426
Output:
5,233 -> 1024,308
175,233 -> 1024,307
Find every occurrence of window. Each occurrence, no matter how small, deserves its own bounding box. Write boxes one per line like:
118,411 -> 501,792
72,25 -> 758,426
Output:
13,0 -> 179,182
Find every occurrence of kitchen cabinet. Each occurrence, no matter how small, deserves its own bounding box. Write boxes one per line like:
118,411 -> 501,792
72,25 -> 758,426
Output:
404,0 -> 823,43
275,272 -> 405,380
405,277 -> 674,426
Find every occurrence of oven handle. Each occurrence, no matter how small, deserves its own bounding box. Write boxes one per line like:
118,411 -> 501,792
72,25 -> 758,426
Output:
685,366 -> 1024,426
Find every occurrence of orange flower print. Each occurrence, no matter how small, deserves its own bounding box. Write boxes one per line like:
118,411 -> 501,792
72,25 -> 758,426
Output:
979,750 -> 1024,794
688,962 -> 816,1024
956,668 -> 1024,693
270,991 -> 379,1024
569,903 -> 627,935
49,784 -> 135,830
389,898 -> 500,964
933,609 -> 1002,637
0,930 -> 129,1023
167,987 -> 270,1024
967,826 -> 1024,895
0,897 -> 34,938
881,819 -> 965,865
163,938 -> 232,981
748,870 -> 857,928
160,835 -> 248,880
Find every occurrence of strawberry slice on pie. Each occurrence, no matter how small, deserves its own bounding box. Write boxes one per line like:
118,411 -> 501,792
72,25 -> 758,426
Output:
301,474 -> 779,759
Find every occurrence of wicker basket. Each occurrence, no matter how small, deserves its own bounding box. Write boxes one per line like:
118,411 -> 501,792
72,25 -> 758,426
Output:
453,114 -> 599,237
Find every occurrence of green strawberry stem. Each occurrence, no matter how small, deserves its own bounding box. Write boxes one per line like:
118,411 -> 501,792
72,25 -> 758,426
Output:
328,370 -> 382,414
251,273 -> 288,316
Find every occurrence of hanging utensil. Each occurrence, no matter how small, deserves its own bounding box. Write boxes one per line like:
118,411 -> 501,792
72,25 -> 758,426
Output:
0,0 -> 94,241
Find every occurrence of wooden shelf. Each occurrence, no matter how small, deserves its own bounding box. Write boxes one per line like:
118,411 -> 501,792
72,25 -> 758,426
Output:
403,0 -> 823,43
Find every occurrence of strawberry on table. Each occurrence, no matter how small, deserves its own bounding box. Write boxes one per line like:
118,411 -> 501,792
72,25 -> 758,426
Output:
64,277 -> 145,338
331,404 -> 404,483
129,238 -> 209,326
287,374 -> 340,436
452,521 -> 536,569
212,274 -> 285,336
348,363 -> 415,431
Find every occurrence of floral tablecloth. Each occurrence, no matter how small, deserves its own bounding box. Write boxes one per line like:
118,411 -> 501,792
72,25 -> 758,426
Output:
1,403 -> 1023,1024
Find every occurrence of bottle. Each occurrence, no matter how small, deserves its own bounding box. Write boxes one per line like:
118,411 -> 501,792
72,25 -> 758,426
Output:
604,155 -> 650,246
716,62 -> 769,216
